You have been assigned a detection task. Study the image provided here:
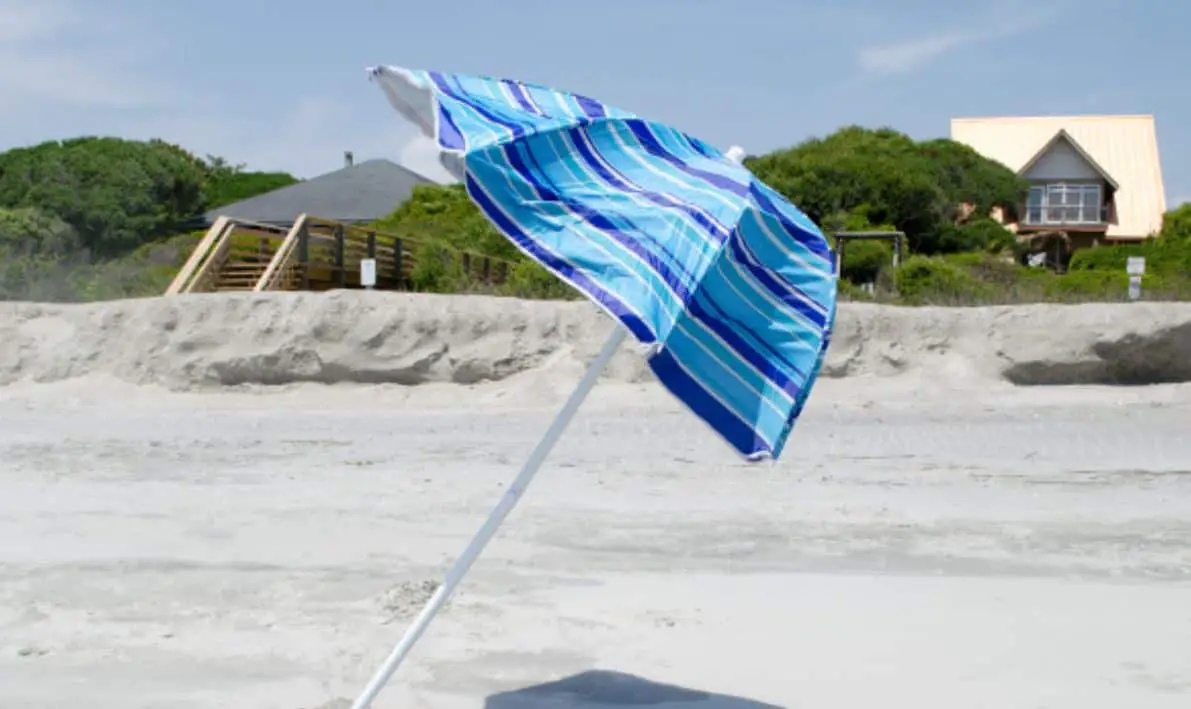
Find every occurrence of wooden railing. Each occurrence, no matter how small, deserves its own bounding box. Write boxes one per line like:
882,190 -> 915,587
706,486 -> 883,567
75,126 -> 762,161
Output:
167,213 -> 521,295
254,215 -> 519,292
253,214 -> 309,292
164,217 -> 232,295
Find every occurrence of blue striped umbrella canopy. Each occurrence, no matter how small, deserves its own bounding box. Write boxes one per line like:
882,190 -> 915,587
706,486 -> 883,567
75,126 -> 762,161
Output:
371,66 -> 837,461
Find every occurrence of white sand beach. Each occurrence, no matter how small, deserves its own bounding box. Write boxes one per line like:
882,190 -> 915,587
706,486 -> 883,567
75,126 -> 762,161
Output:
1,292 -> 1190,708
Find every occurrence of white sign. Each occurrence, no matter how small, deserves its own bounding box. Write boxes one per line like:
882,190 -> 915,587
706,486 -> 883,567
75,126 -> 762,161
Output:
1126,256 -> 1146,276
360,258 -> 377,289
1128,275 -> 1142,301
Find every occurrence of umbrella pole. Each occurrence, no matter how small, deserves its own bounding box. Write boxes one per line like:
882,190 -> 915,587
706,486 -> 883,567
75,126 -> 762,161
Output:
349,325 -> 629,709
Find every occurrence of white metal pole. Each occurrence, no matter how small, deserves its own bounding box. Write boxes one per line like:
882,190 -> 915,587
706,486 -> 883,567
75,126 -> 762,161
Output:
349,324 -> 629,709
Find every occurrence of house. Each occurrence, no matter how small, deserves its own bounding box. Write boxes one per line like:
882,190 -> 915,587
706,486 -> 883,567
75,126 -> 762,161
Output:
203,154 -> 438,228
949,115 -> 1167,254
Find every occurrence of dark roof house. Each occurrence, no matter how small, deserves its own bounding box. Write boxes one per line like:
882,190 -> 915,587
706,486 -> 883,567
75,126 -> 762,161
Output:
203,158 -> 438,227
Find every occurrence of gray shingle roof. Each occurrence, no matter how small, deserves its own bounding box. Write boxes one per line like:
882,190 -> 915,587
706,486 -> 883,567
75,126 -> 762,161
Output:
203,159 -> 437,225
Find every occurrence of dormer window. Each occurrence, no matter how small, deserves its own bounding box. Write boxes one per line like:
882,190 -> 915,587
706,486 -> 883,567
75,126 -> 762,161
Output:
1024,183 -> 1105,225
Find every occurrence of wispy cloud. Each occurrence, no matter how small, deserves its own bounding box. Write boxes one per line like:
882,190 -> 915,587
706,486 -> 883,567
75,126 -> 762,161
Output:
856,1 -> 1066,77
858,31 -> 986,76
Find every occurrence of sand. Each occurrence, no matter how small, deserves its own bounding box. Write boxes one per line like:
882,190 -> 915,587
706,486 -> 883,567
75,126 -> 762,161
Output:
1,292 -> 1190,708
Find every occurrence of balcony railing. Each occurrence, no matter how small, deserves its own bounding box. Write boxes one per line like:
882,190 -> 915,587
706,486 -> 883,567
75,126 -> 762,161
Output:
1022,204 -> 1108,227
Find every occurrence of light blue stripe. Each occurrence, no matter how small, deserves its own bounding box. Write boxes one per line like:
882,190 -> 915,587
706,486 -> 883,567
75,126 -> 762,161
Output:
590,122 -> 738,246
663,322 -> 787,448
468,140 -> 687,332
382,65 -> 839,461
532,129 -> 706,304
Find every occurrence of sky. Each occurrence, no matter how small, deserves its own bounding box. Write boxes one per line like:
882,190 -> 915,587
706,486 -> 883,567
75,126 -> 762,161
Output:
2,0 -> 1188,206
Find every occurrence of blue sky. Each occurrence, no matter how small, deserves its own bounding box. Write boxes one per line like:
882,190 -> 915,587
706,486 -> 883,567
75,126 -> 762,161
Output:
2,0 -> 1187,206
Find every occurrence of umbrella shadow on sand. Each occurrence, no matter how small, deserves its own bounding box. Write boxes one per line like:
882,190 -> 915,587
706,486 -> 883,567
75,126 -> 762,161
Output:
484,670 -> 782,708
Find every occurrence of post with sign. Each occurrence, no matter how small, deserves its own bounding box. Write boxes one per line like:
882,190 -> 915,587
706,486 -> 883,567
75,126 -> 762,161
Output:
360,258 -> 377,290
1126,256 -> 1145,301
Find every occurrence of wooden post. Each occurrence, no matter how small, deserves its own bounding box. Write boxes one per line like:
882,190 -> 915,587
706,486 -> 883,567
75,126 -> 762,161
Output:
334,224 -> 346,288
367,231 -> 376,258
394,239 -> 404,290
462,252 -> 471,277
299,222 -> 311,290
482,257 -> 491,284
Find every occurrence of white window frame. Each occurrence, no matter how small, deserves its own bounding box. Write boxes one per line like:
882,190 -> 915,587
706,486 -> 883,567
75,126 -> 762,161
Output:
1024,183 -> 1102,225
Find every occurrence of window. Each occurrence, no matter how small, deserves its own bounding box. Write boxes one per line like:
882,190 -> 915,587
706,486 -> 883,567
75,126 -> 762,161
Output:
1024,183 -> 1103,225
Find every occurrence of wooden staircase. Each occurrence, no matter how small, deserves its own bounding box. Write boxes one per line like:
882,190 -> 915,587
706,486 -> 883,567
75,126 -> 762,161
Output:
165,213 -> 518,296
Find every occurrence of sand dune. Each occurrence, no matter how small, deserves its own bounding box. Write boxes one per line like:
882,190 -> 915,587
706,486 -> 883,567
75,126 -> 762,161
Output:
2,291 -> 1190,390
2,292 -> 1190,708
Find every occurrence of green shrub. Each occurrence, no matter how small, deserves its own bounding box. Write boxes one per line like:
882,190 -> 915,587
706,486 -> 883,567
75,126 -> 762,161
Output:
934,218 -> 1015,253
840,239 -> 892,284
1068,238 -> 1191,279
498,260 -> 578,300
836,278 -> 874,302
894,255 -> 991,304
408,242 -> 467,293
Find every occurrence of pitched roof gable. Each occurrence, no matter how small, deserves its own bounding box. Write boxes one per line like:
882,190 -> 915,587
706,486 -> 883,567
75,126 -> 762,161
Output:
204,159 -> 437,224
1018,129 -> 1119,189
949,115 -> 1167,239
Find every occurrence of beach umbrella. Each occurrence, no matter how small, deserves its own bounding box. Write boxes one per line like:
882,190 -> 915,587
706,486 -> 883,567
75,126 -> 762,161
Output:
351,65 -> 837,708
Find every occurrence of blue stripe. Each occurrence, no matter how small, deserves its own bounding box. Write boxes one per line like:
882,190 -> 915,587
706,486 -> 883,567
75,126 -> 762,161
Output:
375,65 -> 838,461
725,230 -> 828,328
577,123 -> 731,245
464,171 -> 655,343
502,136 -> 698,305
574,93 -> 606,119
504,80 -> 541,115
626,121 -> 750,198
649,346 -> 772,459
687,284 -> 805,397
436,104 -> 467,151
747,182 -> 834,263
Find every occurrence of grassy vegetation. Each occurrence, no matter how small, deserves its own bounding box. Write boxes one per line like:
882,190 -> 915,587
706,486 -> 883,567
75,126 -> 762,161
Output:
1,132 -> 1186,306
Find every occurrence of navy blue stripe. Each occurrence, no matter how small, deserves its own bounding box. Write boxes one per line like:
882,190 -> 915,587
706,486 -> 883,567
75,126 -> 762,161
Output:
648,347 -> 771,458
436,104 -> 467,151
506,137 -> 816,395
565,126 -> 729,245
683,134 -> 721,160
465,171 -> 655,343
574,93 -> 606,119
502,80 -> 540,115
626,121 -> 750,198
686,287 -> 805,397
725,231 -> 828,328
504,136 -> 697,302
746,182 -> 834,262
433,71 -> 531,141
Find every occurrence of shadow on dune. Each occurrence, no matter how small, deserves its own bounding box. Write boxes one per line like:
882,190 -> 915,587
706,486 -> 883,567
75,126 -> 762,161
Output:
485,670 -> 782,708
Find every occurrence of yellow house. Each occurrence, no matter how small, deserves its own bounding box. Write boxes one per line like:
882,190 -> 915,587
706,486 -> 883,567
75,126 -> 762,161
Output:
950,115 -> 1167,252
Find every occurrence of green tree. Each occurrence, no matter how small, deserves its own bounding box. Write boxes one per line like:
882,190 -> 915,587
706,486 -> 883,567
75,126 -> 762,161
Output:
0,207 -> 86,300
0,137 -> 208,257
200,154 -> 299,210
373,183 -> 576,298
745,126 -> 1027,255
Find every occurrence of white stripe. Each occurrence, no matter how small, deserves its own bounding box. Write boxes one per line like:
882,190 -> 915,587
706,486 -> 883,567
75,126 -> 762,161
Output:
483,143 -> 682,332
464,167 -> 656,338
606,122 -> 743,221
673,319 -> 793,418
578,124 -> 727,251
746,209 -> 834,280
658,345 -> 774,453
